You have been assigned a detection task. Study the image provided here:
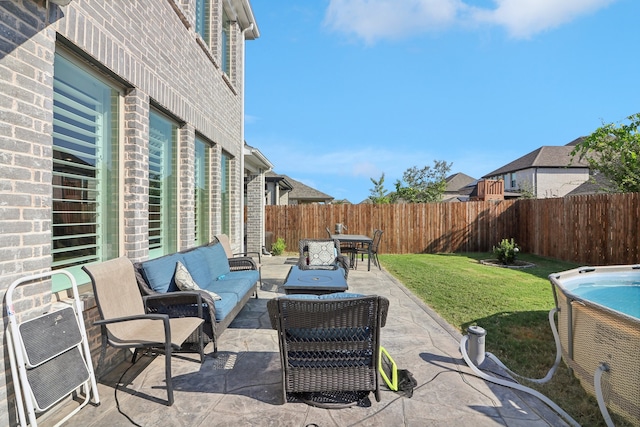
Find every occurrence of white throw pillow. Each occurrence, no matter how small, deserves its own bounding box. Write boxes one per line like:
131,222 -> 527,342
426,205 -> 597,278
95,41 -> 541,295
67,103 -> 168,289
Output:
174,261 -> 222,301
307,241 -> 335,266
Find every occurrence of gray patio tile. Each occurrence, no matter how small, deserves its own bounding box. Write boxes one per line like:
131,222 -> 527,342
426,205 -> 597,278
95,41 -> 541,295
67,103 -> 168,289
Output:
55,254 -> 571,427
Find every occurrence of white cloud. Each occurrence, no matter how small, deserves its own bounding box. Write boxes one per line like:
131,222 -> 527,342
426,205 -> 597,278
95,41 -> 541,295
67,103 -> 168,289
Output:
244,114 -> 260,125
324,0 -> 617,42
324,0 -> 463,44
263,141 -> 430,182
471,0 -> 618,38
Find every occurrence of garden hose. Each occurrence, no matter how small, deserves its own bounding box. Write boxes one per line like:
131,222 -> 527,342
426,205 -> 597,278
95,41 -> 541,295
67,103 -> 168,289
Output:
459,307 -> 580,427
460,334 -> 580,427
595,363 -> 615,427
485,307 -> 562,384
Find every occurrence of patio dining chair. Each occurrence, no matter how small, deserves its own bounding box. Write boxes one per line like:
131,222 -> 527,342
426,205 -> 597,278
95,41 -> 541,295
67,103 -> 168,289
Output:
355,229 -> 383,270
326,227 -> 357,267
268,294 -> 389,407
83,256 -> 205,406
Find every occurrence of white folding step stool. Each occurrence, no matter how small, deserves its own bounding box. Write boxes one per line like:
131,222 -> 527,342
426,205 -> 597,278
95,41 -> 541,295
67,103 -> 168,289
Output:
6,270 -> 100,426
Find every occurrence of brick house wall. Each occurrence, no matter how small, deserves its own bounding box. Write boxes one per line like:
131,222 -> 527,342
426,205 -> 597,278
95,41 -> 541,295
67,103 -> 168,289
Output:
245,172 -> 265,254
0,0 -> 258,424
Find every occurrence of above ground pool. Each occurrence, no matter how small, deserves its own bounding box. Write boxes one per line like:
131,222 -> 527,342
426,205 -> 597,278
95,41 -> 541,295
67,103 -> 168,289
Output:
549,265 -> 640,425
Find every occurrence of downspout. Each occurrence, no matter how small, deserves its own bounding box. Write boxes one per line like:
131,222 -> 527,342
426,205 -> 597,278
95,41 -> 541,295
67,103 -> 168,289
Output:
239,23 -> 254,250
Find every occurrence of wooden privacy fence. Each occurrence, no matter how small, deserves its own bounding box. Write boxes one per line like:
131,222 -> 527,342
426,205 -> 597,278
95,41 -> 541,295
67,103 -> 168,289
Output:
264,192 -> 640,266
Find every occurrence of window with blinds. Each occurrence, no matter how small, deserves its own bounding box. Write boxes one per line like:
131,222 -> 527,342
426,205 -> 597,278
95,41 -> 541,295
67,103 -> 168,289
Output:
195,137 -> 211,245
52,52 -> 119,291
148,111 -> 178,258
221,9 -> 231,75
221,152 -> 231,235
195,0 -> 210,46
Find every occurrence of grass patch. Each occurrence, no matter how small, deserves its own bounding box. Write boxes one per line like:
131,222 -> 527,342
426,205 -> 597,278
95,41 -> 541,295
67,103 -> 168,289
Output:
380,252 -> 633,427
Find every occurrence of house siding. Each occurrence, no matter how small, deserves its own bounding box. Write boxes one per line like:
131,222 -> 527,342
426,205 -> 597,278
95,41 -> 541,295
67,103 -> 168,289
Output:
535,167 -> 589,198
491,167 -> 590,199
0,1 -> 256,424
245,172 -> 265,254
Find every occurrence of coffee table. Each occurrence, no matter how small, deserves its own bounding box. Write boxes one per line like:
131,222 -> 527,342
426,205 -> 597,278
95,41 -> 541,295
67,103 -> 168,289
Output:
283,266 -> 348,295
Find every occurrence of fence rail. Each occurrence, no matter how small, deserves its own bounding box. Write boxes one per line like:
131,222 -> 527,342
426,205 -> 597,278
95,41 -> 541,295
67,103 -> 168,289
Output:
265,193 -> 640,265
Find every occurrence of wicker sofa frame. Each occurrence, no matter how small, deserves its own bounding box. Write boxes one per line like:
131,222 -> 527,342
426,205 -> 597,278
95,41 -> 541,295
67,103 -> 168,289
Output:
133,240 -> 258,353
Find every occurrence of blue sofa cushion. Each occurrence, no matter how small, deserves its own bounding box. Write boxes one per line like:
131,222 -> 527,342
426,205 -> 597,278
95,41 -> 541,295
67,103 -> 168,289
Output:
285,293 -> 365,300
182,248 -> 212,287
142,253 -> 184,293
202,244 -> 231,279
212,292 -> 239,322
204,277 -> 254,300
222,269 -> 259,286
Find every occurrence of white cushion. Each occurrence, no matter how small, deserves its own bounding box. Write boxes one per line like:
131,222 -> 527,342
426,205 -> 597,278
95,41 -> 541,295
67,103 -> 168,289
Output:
174,261 -> 221,301
307,241 -> 336,266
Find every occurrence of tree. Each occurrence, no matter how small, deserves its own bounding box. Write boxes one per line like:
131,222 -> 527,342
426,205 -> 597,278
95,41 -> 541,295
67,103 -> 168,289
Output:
391,160 -> 452,203
572,113 -> 640,193
368,173 -> 390,204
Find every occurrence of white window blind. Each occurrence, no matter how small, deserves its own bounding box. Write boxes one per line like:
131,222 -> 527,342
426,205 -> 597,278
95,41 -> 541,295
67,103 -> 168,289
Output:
148,111 -> 178,258
195,138 -> 211,245
52,52 -> 119,291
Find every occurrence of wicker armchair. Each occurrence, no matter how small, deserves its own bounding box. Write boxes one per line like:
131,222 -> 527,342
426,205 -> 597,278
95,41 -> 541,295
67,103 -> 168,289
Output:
298,239 -> 350,278
268,294 -> 389,407
214,234 -> 261,272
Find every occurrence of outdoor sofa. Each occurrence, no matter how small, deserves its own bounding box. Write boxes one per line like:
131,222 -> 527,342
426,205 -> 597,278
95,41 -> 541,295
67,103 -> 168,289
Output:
134,239 -> 259,353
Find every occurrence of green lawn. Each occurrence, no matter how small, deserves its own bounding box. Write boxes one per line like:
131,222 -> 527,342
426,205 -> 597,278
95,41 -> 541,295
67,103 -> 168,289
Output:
379,252 -> 633,427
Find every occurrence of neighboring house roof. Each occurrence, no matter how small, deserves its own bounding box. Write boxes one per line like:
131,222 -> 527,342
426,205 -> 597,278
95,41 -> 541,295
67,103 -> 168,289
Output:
286,175 -> 334,203
265,171 -> 293,191
445,173 -> 476,193
483,145 -> 589,178
565,136 -> 586,146
266,172 -> 334,203
566,171 -> 617,196
244,143 -> 273,173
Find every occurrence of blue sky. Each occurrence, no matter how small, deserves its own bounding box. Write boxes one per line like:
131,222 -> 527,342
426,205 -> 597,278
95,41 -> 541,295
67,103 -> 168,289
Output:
244,0 -> 639,203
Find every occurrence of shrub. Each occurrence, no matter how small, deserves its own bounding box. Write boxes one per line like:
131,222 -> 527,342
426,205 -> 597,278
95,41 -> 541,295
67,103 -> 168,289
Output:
493,238 -> 520,265
271,237 -> 286,256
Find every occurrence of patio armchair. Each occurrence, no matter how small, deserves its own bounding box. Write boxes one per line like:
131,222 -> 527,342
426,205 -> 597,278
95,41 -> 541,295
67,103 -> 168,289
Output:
215,233 -> 261,272
298,238 -> 350,278
215,233 -> 262,291
268,294 -> 389,407
83,256 -> 205,406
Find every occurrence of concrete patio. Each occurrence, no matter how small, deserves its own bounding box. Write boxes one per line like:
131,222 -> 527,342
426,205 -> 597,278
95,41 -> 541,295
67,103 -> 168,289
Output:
52,255 -> 568,426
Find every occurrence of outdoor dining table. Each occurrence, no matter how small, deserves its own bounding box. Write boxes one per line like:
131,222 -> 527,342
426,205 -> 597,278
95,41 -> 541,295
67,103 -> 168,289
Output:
331,234 -> 374,271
